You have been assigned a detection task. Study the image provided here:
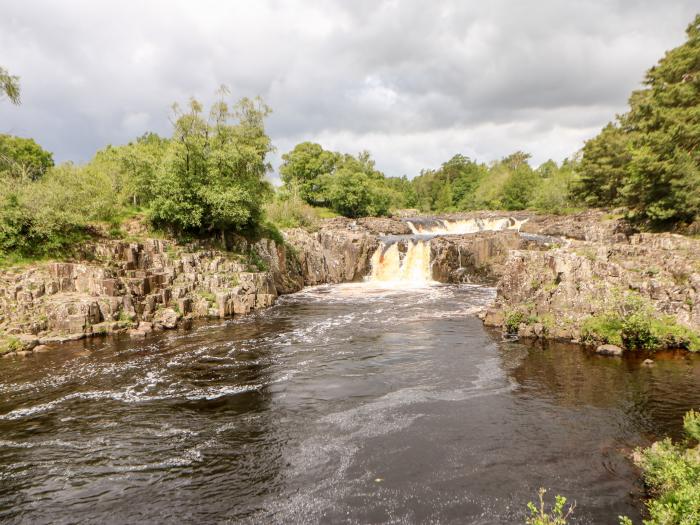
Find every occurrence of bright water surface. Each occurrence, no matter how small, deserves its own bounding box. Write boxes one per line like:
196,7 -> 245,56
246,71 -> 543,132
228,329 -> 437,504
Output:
1,283 -> 699,524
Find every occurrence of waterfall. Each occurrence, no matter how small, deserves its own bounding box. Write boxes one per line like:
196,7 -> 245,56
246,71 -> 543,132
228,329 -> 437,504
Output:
405,217 -> 525,235
368,239 -> 434,286
367,216 -> 526,287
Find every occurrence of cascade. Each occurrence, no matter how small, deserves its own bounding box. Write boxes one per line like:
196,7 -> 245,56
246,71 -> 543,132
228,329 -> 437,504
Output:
367,216 -> 526,287
405,217 -> 525,235
368,239 -> 434,286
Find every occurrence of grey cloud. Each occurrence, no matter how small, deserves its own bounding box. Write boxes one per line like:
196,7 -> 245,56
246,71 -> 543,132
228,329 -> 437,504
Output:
0,0 -> 697,178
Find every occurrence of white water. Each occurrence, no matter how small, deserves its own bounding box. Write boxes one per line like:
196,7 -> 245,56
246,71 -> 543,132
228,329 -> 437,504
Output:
406,217 -> 526,235
368,240 -> 435,287
367,217 -> 526,288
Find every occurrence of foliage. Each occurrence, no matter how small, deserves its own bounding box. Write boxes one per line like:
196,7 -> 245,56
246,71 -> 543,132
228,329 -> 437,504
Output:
504,309 -> 526,333
0,135 -> 54,181
321,153 -> 393,218
278,144 -> 401,218
0,162 -> 118,257
264,189 -> 319,229
631,410 -> 700,525
531,158 -> 581,213
149,91 -> 274,235
279,142 -> 340,204
0,335 -> 22,355
579,15 -> 700,226
577,123 -> 631,207
412,154 -> 488,211
0,88 -> 277,260
91,132 -> 168,207
581,292 -> 700,351
0,66 -> 20,105
409,151 -> 580,214
526,488 -> 575,525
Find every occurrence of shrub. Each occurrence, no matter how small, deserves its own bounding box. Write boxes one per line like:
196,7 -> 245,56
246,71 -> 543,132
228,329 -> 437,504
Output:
526,488 -> 575,525
264,189 -> 318,229
581,292 -> 700,351
505,310 -> 526,334
631,410 -> 700,525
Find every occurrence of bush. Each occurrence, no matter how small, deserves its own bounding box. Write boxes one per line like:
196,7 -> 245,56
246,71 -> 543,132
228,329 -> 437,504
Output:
0,162 -> 118,257
264,188 -> 319,229
581,292 -> 700,351
526,488 -> 575,525
631,410 -> 700,525
504,309 -> 526,334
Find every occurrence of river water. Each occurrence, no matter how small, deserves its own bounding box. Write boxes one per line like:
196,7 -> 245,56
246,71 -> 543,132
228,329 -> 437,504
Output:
1,281 -> 699,524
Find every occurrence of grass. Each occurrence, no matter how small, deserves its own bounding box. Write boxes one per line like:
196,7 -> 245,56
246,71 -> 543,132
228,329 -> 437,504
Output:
198,290 -> 216,304
0,252 -> 54,270
581,292 -> 700,351
263,191 -> 338,231
0,334 -> 23,354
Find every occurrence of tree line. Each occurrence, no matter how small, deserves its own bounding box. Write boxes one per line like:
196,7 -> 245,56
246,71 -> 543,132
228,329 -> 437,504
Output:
1,13 -> 698,263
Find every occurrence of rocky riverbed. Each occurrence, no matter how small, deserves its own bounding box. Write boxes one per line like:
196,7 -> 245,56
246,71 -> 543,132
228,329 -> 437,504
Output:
2,210 -> 699,356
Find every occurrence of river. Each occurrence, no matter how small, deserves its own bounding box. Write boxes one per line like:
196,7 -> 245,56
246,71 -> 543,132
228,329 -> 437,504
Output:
1,279 -> 699,524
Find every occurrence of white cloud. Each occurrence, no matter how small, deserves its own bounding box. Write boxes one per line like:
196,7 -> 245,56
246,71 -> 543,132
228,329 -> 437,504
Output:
0,0 -> 696,177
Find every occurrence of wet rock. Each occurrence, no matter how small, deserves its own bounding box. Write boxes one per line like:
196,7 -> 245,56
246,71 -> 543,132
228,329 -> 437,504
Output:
596,344 -> 624,356
153,308 -> 180,330
483,308 -> 504,327
17,334 -> 39,351
430,231 -> 523,284
642,358 -> 655,366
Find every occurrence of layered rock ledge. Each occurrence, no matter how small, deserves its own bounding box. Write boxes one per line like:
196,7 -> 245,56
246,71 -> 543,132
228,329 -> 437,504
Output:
0,222 -> 380,356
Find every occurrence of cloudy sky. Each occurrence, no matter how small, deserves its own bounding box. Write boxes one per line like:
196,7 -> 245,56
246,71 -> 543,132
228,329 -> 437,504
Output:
1,1 -> 697,181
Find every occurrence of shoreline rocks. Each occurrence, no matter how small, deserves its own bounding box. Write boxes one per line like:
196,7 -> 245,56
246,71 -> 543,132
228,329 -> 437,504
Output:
0,223 -> 380,356
2,209 -> 699,357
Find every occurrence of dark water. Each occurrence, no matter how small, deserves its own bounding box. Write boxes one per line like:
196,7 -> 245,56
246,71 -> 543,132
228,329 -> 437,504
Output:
1,284 -> 699,524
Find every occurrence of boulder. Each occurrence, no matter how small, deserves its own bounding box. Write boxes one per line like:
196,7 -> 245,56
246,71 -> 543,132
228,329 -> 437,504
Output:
153,308 -> 180,330
596,344 -> 624,356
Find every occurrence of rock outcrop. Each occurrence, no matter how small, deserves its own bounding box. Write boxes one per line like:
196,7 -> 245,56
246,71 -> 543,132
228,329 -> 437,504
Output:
430,231 -> 530,284
0,222 -> 379,356
3,209 -> 698,355
482,232 -> 700,344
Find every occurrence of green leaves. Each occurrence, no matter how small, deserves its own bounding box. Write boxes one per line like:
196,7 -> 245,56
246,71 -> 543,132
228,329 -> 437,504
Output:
0,134 -> 54,181
0,66 -> 20,105
149,93 -> 274,234
633,413 -> 700,525
579,14 -> 700,226
525,488 -> 575,525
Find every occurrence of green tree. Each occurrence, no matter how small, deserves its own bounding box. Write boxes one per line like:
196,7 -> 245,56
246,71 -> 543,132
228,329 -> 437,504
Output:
579,14 -> 700,224
279,142 -> 340,204
410,154 -> 486,212
0,135 -> 54,181
531,158 -> 579,213
150,91 -> 274,235
577,123 -> 632,206
320,151 -> 392,217
92,132 -> 169,207
0,67 -> 20,105
495,152 -> 539,210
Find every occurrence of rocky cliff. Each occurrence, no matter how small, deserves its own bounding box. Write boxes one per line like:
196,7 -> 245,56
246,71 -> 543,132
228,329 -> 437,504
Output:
480,228 -> 700,348
3,210 -> 698,356
0,223 -> 379,356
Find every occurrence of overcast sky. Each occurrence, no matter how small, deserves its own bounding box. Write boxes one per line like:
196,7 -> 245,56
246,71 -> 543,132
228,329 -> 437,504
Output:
1,1 -> 697,181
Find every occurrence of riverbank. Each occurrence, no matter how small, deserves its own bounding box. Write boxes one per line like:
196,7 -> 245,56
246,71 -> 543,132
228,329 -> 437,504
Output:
2,210 -> 699,357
